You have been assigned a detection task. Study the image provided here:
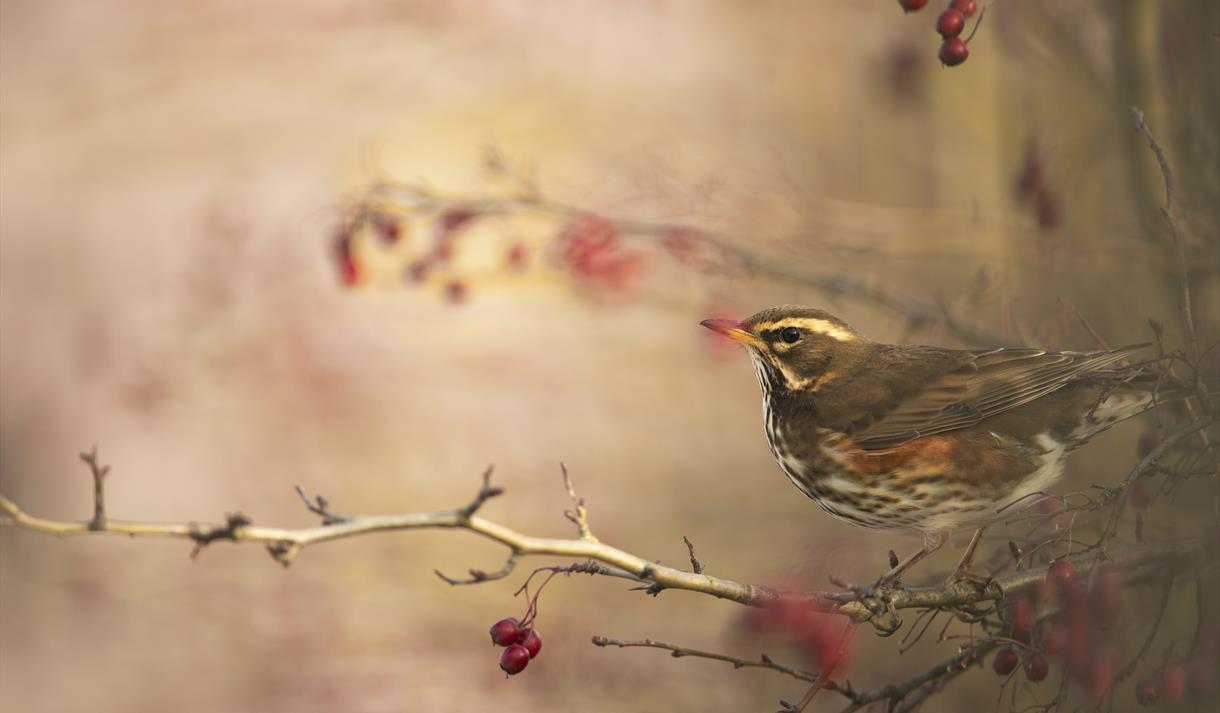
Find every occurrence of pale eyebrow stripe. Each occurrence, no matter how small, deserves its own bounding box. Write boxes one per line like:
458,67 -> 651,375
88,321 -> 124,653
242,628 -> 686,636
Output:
765,318 -> 857,342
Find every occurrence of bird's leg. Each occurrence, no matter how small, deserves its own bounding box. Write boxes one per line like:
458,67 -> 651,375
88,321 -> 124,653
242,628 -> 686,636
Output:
945,527 -> 987,584
873,530 -> 948,589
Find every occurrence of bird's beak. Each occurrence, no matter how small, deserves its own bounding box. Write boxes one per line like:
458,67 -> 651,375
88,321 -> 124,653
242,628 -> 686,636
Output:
700,319 -> 763,349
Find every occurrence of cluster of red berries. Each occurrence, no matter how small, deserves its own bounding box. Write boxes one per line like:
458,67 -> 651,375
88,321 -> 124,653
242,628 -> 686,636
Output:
1015,142 -> 1063,231
332,204 -> 539,302
489,617 -> 543,675
553,214 -> 645,297
991,559 -> 1216,704
994,560 -> 1125,696
898,0 -> 978,67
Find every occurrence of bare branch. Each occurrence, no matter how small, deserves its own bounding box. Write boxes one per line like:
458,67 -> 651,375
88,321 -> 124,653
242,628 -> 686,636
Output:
837,639 -> 999,713
560,463 -> 597,542
0,450 -> 1208,620
1131,105 -> 1199,363
435,554 -> 519,586
294,485 -> 350,525
590,635 -> 826,686
364,182 -> 1006,347
683,535 -> 704,574
78,447 -> 110,530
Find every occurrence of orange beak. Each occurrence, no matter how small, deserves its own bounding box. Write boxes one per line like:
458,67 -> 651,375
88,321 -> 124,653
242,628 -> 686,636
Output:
700,318 -> 763,349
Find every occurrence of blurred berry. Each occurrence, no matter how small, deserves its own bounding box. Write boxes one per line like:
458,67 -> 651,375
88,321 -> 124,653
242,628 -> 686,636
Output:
444,279 -> 468,304
1036,190 -> 1063,231
1161,662 -> 1186,703
898,0 -> 929,11
506,243 -> 530,272
1087,655 -> 1117,699
952,0 -> 978,17
1047,559 -> 1075,589
1135,679 -> 1159,706
1025,653 -> 1050,682
490,618 -> 522,647
1091,567 -> 1124,618
438,207 -> 478,235
1016,144 -> 1045,202
885,42 -> 926,104
377,219 -> 401,245
519,628 -> 542,658
993,648 -> 1019,675
1040,620 -> 1066,655
939,37 -> 969,66
333,230 -> 359,286
936,9 -> 965,37
499,644 -> 530,675
1008,594 -> 1034,643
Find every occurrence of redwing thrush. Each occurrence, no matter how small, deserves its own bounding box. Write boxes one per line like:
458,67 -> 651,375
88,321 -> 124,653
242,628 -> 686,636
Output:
702,306 -> 1169,584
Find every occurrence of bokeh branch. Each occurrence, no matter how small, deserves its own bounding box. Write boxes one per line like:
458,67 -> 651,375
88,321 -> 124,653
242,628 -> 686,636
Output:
358,180 -> 1007,347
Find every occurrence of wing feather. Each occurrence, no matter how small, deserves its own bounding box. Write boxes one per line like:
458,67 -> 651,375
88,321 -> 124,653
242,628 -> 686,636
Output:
834,345 -> 1146,449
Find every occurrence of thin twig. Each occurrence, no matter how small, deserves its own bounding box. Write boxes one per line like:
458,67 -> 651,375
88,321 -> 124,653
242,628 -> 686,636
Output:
590,636 -> 828,687
79,447 -> 110,530
1130,106 -> 1198,364
683,535 -> 704,574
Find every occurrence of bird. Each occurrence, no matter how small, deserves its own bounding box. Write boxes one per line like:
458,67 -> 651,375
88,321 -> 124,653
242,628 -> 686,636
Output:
701,305 -> 1172,586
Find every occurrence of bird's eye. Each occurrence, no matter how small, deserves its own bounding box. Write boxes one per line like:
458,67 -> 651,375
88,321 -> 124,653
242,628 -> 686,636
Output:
780,327 -> 802,344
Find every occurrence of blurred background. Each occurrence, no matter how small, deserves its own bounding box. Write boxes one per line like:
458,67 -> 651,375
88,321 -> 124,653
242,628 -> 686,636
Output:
1,1 -> 1216,711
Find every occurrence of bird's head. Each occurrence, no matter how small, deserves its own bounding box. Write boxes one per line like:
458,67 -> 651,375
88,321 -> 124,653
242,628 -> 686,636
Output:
701,306 -> 868,393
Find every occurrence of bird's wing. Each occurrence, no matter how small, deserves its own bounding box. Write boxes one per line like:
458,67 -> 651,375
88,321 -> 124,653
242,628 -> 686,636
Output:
819,345 -> 1147,450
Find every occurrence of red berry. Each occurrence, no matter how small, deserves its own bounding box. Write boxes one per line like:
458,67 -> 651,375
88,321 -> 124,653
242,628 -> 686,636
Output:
1024,653 -> 1050,682
444,279 -> 467,304
499,644 -> 530,675
898,0 -> 929,11
936,8 -> 965,37
939,37 -> 969,66
1161,662 -> 1186,703
993,648 -> 1019,675
1135,679 -> 1159,706
1046,559 -> 1075,589
952,0 -> 978,17
489,618 -> 522,647
519,628 -> 542,658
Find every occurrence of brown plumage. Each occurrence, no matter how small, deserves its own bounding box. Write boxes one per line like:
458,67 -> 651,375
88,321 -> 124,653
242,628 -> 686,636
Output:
702,305 -> 1169,583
